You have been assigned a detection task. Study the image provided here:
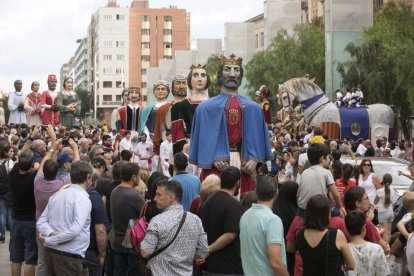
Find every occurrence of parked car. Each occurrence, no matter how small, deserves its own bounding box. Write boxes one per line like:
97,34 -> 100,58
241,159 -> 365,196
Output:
355,157 -> 412,196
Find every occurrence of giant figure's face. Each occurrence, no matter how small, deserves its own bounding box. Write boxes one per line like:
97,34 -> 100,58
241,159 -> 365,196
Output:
48,80 -> 57,91
14,80 -> 23,92
64,78 -> 74,90
130,89 -> 140,103
172,79 -> 187,97
190,68 -> 208,93
31,82 -> 40,93
153,85 -> 169,101
218,65 -> 242,90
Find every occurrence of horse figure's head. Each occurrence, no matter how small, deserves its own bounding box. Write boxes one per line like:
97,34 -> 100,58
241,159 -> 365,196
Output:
278,75 -> 323,113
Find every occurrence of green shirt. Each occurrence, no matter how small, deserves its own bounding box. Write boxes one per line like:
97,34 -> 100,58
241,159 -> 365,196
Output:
240,203 -> 286,276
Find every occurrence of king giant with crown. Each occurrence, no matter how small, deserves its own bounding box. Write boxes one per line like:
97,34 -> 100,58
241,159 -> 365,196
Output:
189,54 -> 272,193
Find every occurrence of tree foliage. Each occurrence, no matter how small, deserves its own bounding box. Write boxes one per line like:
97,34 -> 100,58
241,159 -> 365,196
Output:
75,88 -> 93,118
337,2 -> 414,137
245,21 -> 325,102
205,54 -> 221,98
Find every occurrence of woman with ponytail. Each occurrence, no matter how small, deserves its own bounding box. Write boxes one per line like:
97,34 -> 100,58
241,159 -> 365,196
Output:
374,173 -> 399,243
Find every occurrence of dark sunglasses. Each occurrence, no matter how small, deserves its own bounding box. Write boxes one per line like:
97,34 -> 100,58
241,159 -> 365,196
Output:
362,163 -> 371,167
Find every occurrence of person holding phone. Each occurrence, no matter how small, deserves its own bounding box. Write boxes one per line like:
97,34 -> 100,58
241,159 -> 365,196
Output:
57,77 -> 81,127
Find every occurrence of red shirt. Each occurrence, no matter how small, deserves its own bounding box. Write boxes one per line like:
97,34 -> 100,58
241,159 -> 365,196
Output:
227,96 -> 242,144
335,178 -> 356,205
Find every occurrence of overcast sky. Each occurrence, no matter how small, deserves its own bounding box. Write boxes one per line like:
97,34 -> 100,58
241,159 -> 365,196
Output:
0,0 -> 264,93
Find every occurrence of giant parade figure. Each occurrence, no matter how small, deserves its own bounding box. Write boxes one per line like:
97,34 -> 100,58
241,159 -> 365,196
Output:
139,81 -> 169,139
8,80 -> 27,125
153,74 -> 187,155
40,74 -> 60,127
25,81 -> 42,126
57,77 -> 81,127
189,54 -> 272,193
111,88 -> 129,132
117,87 -> 141,132
171,64 -> 210,155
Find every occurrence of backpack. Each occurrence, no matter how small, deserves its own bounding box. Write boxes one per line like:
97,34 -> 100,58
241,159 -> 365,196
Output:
0,160 -> 10,196
131,201 -> 149,253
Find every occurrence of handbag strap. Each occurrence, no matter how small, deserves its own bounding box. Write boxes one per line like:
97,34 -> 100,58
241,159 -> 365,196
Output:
148,211 -> 187,261
325,229 -> 330,276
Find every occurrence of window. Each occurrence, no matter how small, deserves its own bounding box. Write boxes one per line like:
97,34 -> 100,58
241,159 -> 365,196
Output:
103,81 -> 112,88
116,54 -> 125,61
260,32 -> 264,47
103,14 -> 112,20
115,68 -> 125,75
163,29 -> 172,35
116,14 -> 125,20
164,55 -> 172,60
116,82 -> 124,88
116,95 -> 122,101
141,55 -> 150,62
164,16 -> 172,22
103,54 -> 112,60
255,34 -> 259,48
141,68 -> 147,75
141,42 -> 150,48
103,95 -> 112,101
141,15 -> 150,21
103,68 -> 112,75
141,82 -> 147,88
116,41 -> 125,47
103,27 -> 112,34
103,41 -> 112,47
115,27 -> 125,33
141,29 -> 150,35
164,42 -> 172,48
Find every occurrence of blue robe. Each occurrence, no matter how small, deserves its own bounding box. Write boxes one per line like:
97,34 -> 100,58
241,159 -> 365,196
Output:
189,93 -> 272,169
139,105 -> 153,135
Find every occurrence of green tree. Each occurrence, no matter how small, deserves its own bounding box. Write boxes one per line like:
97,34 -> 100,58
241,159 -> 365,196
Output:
337,2 -> 414,137
205,54 -> 221,97
245,22 -> 325,102
75,88 -> 93,118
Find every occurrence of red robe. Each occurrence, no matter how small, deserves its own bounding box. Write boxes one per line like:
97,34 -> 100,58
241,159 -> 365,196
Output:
40,90 -> 60,126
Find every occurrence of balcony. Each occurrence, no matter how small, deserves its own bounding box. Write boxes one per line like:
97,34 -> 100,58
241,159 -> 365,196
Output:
164,48 -> 172,56
101,101 -> 122,106
164,21 -> 172,29
164,35 -> 172,43
142,21 -> 150,29
142,48 -> 150,55
142,35 -> 150,42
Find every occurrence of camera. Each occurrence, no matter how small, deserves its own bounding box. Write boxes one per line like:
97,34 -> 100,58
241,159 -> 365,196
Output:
62,139 -> 69,147
41,125 -> 48,131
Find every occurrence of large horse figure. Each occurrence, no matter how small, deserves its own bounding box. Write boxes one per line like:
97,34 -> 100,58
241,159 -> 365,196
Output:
278,76 -> 395,141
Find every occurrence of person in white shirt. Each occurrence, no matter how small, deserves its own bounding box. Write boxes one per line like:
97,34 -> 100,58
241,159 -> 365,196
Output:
119,131 -> 133,152
134,133 -> 154,172
356,139 -> 367,156
355,85 -> 364,107
159,132 -> 173,177
343,89 -> 352,107
335,89 -> 343,107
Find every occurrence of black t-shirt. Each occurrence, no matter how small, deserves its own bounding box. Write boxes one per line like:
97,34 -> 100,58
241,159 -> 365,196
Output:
9,166 -> 36,221
200,191 -> 243,274
103,181 -> 120,223
110,186 -> 144,248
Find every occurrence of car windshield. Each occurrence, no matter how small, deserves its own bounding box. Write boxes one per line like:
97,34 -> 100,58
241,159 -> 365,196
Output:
371,162 -> 412,186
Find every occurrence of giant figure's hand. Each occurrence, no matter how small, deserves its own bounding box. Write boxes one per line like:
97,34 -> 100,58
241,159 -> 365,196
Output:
213,161 -> 229,171
242,160 -> 257,176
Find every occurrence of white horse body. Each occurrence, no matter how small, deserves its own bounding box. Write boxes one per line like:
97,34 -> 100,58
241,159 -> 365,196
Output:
279,77 -> 394,139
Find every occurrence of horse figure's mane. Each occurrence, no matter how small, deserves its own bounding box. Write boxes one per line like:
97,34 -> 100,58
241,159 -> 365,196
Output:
282,77 -> 324,97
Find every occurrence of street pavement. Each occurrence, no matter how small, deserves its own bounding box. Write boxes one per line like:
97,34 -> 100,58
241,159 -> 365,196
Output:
0,231 -> 10,275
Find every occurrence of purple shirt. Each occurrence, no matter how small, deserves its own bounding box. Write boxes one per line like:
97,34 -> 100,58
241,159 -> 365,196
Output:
34,171 -> 66,220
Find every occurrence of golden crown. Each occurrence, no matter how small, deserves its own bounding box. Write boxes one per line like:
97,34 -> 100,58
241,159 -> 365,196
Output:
190,64 -> 207,70
127,87 -> 140,92
219,54 -> 243,66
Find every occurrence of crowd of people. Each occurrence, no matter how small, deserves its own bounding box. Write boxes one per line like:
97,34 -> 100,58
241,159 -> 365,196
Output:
2,54 -> 414,276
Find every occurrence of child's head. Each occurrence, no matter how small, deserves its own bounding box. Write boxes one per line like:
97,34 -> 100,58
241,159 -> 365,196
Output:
382,173 -> 392,186
382,173 -> 393,208
364,204 -> 375,221
403,192 -> 414,212
345,211 -> 366,236
307,143 -> 330,167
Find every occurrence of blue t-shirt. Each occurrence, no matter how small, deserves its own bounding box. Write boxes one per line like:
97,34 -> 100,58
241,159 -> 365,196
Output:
240,203 -> 287,275
171,173 -> 201,211
87,188 -> 108,250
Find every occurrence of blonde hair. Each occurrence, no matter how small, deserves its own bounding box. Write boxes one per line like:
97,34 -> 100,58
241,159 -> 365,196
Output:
200,174 -> 221,205
139,167 -> 149,185
403,192 -> 414,212
11,134 -> 20,145
134,179 -> 147,197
